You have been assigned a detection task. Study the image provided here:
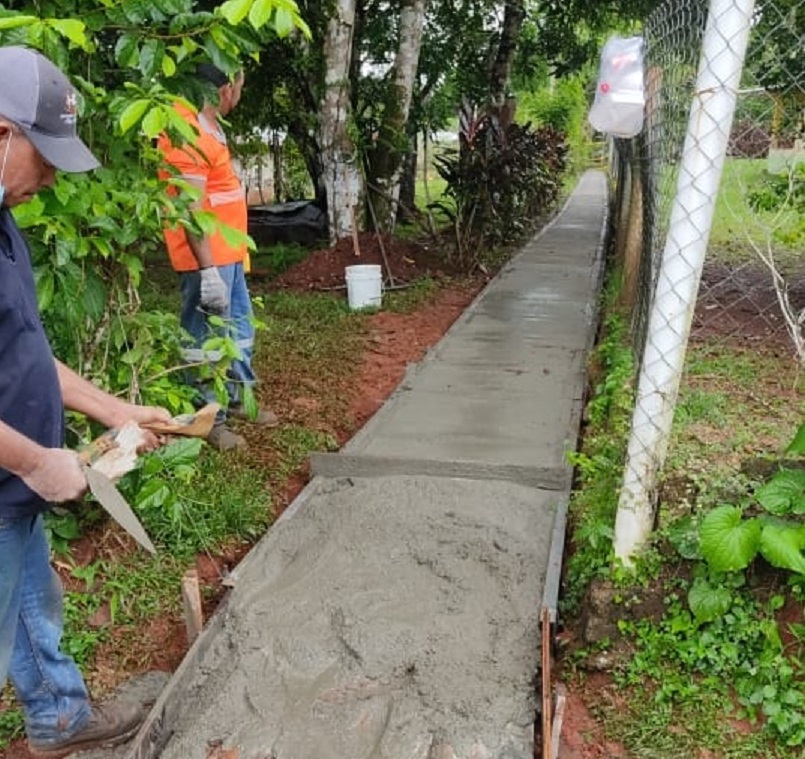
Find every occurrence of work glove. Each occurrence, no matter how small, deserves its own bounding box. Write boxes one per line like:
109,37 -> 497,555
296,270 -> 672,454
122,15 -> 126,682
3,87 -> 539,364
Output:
200,266 -> 229,314
21,448 -> 87,503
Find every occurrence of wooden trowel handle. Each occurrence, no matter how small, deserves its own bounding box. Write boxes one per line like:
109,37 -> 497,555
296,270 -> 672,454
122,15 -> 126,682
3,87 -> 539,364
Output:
141,402 -> 220,439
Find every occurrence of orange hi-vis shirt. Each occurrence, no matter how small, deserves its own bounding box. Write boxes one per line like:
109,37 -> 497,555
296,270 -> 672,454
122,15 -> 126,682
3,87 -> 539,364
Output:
158,104 -> 248,272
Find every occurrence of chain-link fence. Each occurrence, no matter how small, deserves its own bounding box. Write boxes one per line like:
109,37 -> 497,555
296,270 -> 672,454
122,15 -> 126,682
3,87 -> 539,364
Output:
608,0 -> 804,558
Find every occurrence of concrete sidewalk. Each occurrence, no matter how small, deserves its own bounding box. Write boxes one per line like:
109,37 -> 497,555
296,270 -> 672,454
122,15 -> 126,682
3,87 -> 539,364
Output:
122,170 -> 608,759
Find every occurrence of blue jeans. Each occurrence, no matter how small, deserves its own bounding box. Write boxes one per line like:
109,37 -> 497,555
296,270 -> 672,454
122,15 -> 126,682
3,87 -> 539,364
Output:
0,514 -> 91,744
179,262 -> 256,423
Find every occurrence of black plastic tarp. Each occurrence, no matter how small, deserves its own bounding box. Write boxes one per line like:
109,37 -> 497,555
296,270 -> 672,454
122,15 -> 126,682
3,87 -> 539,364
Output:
248,201 -> 328,248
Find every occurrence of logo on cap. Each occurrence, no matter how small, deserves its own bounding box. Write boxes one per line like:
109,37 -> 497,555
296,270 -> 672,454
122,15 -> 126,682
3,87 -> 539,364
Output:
61,90 -> 78,126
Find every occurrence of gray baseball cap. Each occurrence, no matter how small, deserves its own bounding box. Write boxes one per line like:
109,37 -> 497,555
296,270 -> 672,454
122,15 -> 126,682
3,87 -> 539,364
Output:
0,46 -> 99,173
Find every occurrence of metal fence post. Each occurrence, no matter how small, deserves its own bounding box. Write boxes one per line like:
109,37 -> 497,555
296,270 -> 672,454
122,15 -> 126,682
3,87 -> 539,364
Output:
613,0 -> 757,562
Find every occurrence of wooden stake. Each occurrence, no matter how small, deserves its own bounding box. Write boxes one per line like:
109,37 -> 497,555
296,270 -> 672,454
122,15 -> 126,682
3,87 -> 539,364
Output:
550,684 -> 567,759
182,569 -> 204,645
350,205 -> 361,257
541,606 -> 552,759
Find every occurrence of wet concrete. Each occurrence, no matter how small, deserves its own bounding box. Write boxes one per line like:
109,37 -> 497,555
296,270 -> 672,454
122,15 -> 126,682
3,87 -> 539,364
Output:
121,170 -> 609,759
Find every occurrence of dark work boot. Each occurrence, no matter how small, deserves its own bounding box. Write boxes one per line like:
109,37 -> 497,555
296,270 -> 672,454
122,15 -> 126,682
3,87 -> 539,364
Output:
28,700 -> 145,757
229,403 -> 279,426
206,422 -> 247,452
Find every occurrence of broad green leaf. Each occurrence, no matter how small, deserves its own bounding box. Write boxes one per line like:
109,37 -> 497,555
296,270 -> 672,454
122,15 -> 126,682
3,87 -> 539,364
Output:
272,7 -> 295,37
699,505 -> 761,572
219,0 -> 252,25
83,274 -> 107,321
141,106 -> 168,138
164,105 -> 199,142
120,346 -> 144,365
759,522 -> 805,574
219,222 -> 256,251
0,15 -> 37,30
139,39 -> 164,79
47,18 -> 88,49
157,438 -> 203,467
785,423 -> 805,454
134,477 -> 172,511
12,194 -> 45,227
161,54 -> 177,77
119,99 -> 150,134
115,33 -> 139,67
249,0 -> 274,29
688,576 -> 732,623
756,469 -> 805,515
34,268 -> 55,312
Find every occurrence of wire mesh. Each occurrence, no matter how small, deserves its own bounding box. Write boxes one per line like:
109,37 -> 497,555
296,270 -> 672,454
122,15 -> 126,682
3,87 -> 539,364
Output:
636,0 -> 805,359
611,0 -> 805,557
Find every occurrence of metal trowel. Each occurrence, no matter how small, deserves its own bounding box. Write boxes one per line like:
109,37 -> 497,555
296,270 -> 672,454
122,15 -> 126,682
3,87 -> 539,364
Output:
78,438 -> 156,554
82,464 -> 156,554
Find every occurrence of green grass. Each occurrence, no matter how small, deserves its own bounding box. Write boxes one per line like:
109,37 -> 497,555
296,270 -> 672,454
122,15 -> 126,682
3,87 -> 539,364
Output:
251,242 -> 311,278
709,158 -> 802,268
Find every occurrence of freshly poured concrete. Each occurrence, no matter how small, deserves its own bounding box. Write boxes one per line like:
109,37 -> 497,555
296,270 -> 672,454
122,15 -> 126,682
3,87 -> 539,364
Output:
122,171 -> 608,759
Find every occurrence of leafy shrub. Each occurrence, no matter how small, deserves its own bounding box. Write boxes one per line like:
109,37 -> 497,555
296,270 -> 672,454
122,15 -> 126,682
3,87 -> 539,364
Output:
669,422 -> 805,595
518,75 -> 591,170
430,102 -> 567,270
746,163 -> 804,246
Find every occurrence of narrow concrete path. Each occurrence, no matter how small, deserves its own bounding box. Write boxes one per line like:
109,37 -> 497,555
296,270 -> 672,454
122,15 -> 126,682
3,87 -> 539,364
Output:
123,170 -> 608,759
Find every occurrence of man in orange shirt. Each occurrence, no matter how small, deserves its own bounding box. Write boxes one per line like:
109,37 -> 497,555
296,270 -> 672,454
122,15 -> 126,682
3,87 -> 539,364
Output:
159,64 -> 277,451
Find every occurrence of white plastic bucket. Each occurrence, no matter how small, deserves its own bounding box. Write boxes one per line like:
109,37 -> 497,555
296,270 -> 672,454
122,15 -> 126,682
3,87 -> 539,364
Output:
345,264 -> 383,310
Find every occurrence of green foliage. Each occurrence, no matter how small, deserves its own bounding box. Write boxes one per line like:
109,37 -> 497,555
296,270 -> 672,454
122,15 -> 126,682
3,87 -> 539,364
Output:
118,438 -> 272,557
0,698 -> 24,752
563,312 -> 635,611
253,242 -> 310,278
431,104 -> 567,271
517,74 -> 593,171
0,1 -> 306,407
747,163 -> 805,247
673,424 -> 805,584
619,584 -> 805,747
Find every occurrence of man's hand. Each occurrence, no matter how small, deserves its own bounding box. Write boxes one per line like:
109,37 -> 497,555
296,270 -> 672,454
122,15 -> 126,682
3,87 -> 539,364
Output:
200,266 -> 228,314
21,448 -> 87,503
109,404 -> 173,452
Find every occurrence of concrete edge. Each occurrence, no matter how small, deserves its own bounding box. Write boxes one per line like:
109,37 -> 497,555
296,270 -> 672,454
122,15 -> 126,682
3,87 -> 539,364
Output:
309,451 -> 570,490
540,171 -> 611,625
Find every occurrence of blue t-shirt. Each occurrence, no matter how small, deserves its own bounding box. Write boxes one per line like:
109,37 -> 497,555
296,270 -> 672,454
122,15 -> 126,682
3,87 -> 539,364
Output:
0,208 -> 64,518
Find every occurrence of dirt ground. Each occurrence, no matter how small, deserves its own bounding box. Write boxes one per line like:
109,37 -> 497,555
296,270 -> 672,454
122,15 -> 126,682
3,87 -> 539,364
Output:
2,236 -> 801,759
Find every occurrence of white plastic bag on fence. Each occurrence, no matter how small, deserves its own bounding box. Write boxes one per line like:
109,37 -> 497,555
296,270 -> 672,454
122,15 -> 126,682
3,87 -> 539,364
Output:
588,36 -> 646,138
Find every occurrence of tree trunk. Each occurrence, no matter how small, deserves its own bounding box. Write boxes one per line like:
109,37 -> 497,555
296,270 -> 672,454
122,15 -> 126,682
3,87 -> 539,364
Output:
396,131 -> 418,223
365,0 -> 427,232
487,0 -> 525,122
320,0 -> 360,244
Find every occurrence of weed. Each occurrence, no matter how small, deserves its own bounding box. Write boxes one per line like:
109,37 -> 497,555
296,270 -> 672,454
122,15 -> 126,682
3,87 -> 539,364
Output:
617,585 -> 805,747
562,310 -> 635,612
0,694 -> 23,752
121,439 -> 273,558
252,243 -> 310,278
383,277 -> 439,313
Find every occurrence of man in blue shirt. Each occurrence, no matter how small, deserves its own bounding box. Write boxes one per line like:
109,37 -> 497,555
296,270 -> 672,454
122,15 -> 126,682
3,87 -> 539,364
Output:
0,47 -> 172,756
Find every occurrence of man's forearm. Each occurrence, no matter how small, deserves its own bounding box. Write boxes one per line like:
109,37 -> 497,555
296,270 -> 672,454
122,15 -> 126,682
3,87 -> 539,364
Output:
187,230 -> 215,269
0,418 -> 48,478
56,359 -> 131,429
